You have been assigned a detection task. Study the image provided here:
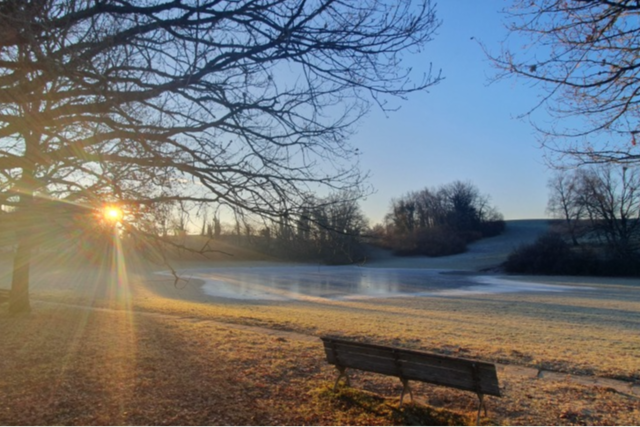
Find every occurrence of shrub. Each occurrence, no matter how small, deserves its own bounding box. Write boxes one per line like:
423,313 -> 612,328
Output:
504,232 -> 640,277
480,219 -> 506,238
392,227 -> 467,257
597,254 -> 640,277
504,232 -> 574,275
415,228 -> 467,257
457,230 -> 483,244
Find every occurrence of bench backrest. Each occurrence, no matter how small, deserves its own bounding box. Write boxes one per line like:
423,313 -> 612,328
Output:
321,337 -> 500,397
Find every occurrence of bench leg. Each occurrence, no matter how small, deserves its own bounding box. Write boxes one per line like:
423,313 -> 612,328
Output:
476,393 -> 486,425
399,378 -> 413,408
333,366 -> 350,391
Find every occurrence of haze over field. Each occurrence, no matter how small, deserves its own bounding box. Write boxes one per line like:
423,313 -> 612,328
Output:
1,1 -> 640,425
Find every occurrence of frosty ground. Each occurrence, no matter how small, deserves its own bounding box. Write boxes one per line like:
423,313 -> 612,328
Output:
1,220 -> 639,425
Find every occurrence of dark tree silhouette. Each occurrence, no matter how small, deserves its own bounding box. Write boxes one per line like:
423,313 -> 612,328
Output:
547,165 -> 640,258
0,0 -> 441,313
383,181 -> 504,256
547,172 -> 586,246
256,191 -> 368,264
509,165 -> 640,277
490,0 -> 640,165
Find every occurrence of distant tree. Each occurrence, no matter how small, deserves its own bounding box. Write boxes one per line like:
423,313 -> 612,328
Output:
259,226 -> 271,251
442,181 -> 485,236
547,172 -> 586,246
492,0 -> 640,165
200,213 -> 207,237
546,164 -> 640,259
266,192 -> 367,264
578,165 -> 640,258
170,205 -> 189,237
315,192 -> 368,263
383,181 -> 504,256
213,216 -> 221,239
389,197 -> 417,234
0,0 -> 441,313
234,213 -> 242,240
296,207 -> 311,242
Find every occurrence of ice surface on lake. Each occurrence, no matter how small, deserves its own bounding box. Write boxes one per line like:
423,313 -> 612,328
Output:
166,265 -> 588,301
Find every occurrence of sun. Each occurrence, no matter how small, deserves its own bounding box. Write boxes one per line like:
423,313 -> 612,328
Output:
103,206 -> 123,223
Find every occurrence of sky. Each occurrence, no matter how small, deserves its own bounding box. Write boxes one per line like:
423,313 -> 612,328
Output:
352,1 -> 552,225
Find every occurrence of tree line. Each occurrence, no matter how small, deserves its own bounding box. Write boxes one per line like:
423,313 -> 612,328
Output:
373,181 -> 505,256
213,193 -> 369,265
111,181 -> 506,265
506,164 -> 640,276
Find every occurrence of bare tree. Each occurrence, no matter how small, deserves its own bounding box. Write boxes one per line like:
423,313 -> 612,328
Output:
491,0 -> 640,165
271,191 -> 368,264
547,172 -> 586,246
317,192 -> 368,264
0,0 -> 441,313
578,165 -> 640,258
547,165 -> 640,258
383,181 -> 504,256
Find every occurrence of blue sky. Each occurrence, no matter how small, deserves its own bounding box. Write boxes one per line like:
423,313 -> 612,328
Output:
353,1 -> 551,224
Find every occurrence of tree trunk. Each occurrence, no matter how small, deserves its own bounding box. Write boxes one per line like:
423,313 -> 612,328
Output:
9,101 -> 38,314
7,32 -> 44,315
8,158 -> 35,315
9,234 -> 32,314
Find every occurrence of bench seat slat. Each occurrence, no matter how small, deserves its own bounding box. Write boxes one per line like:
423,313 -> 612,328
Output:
328,354 -> 403,377
321,337 -> 501,397
324,346 -> 498,380
400,360 -> 499,387
322,339 -> 495,371
323,342 -> 496,377
324,350 -> 500,396
400,366 -> 500,396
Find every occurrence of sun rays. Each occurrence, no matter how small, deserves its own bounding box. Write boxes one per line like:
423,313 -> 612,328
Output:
1,198 -> 140,421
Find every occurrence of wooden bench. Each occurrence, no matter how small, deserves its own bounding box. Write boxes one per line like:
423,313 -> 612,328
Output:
320,337 -> 501,423
0,289 -> 8,304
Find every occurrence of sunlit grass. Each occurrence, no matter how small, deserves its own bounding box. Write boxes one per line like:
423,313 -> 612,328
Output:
123,282 -> 640,382
20,259 -> 640,383
311,385 -> 472,426
1,302 -> 639,425
12,249 -> 640,383
2,244 -> 640,424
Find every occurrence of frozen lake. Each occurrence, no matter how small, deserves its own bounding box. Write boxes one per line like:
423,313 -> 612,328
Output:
162,266 -> 585,301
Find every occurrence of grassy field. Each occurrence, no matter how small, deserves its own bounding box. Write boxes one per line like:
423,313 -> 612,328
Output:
1,297 -> 638,426
1,221 -> 639,425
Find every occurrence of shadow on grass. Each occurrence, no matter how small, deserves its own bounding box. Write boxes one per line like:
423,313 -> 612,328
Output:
313,385 -> 471,426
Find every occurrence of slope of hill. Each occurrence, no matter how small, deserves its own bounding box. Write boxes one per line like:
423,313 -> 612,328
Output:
364,219 -> 550,271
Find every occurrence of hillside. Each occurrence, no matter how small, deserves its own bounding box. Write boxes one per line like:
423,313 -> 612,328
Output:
364,219 -> 550,271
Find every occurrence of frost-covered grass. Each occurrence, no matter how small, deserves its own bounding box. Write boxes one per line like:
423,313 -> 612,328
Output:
126,275 -> 640,382
2,219 -> 639,425
1,302 -> 638,425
